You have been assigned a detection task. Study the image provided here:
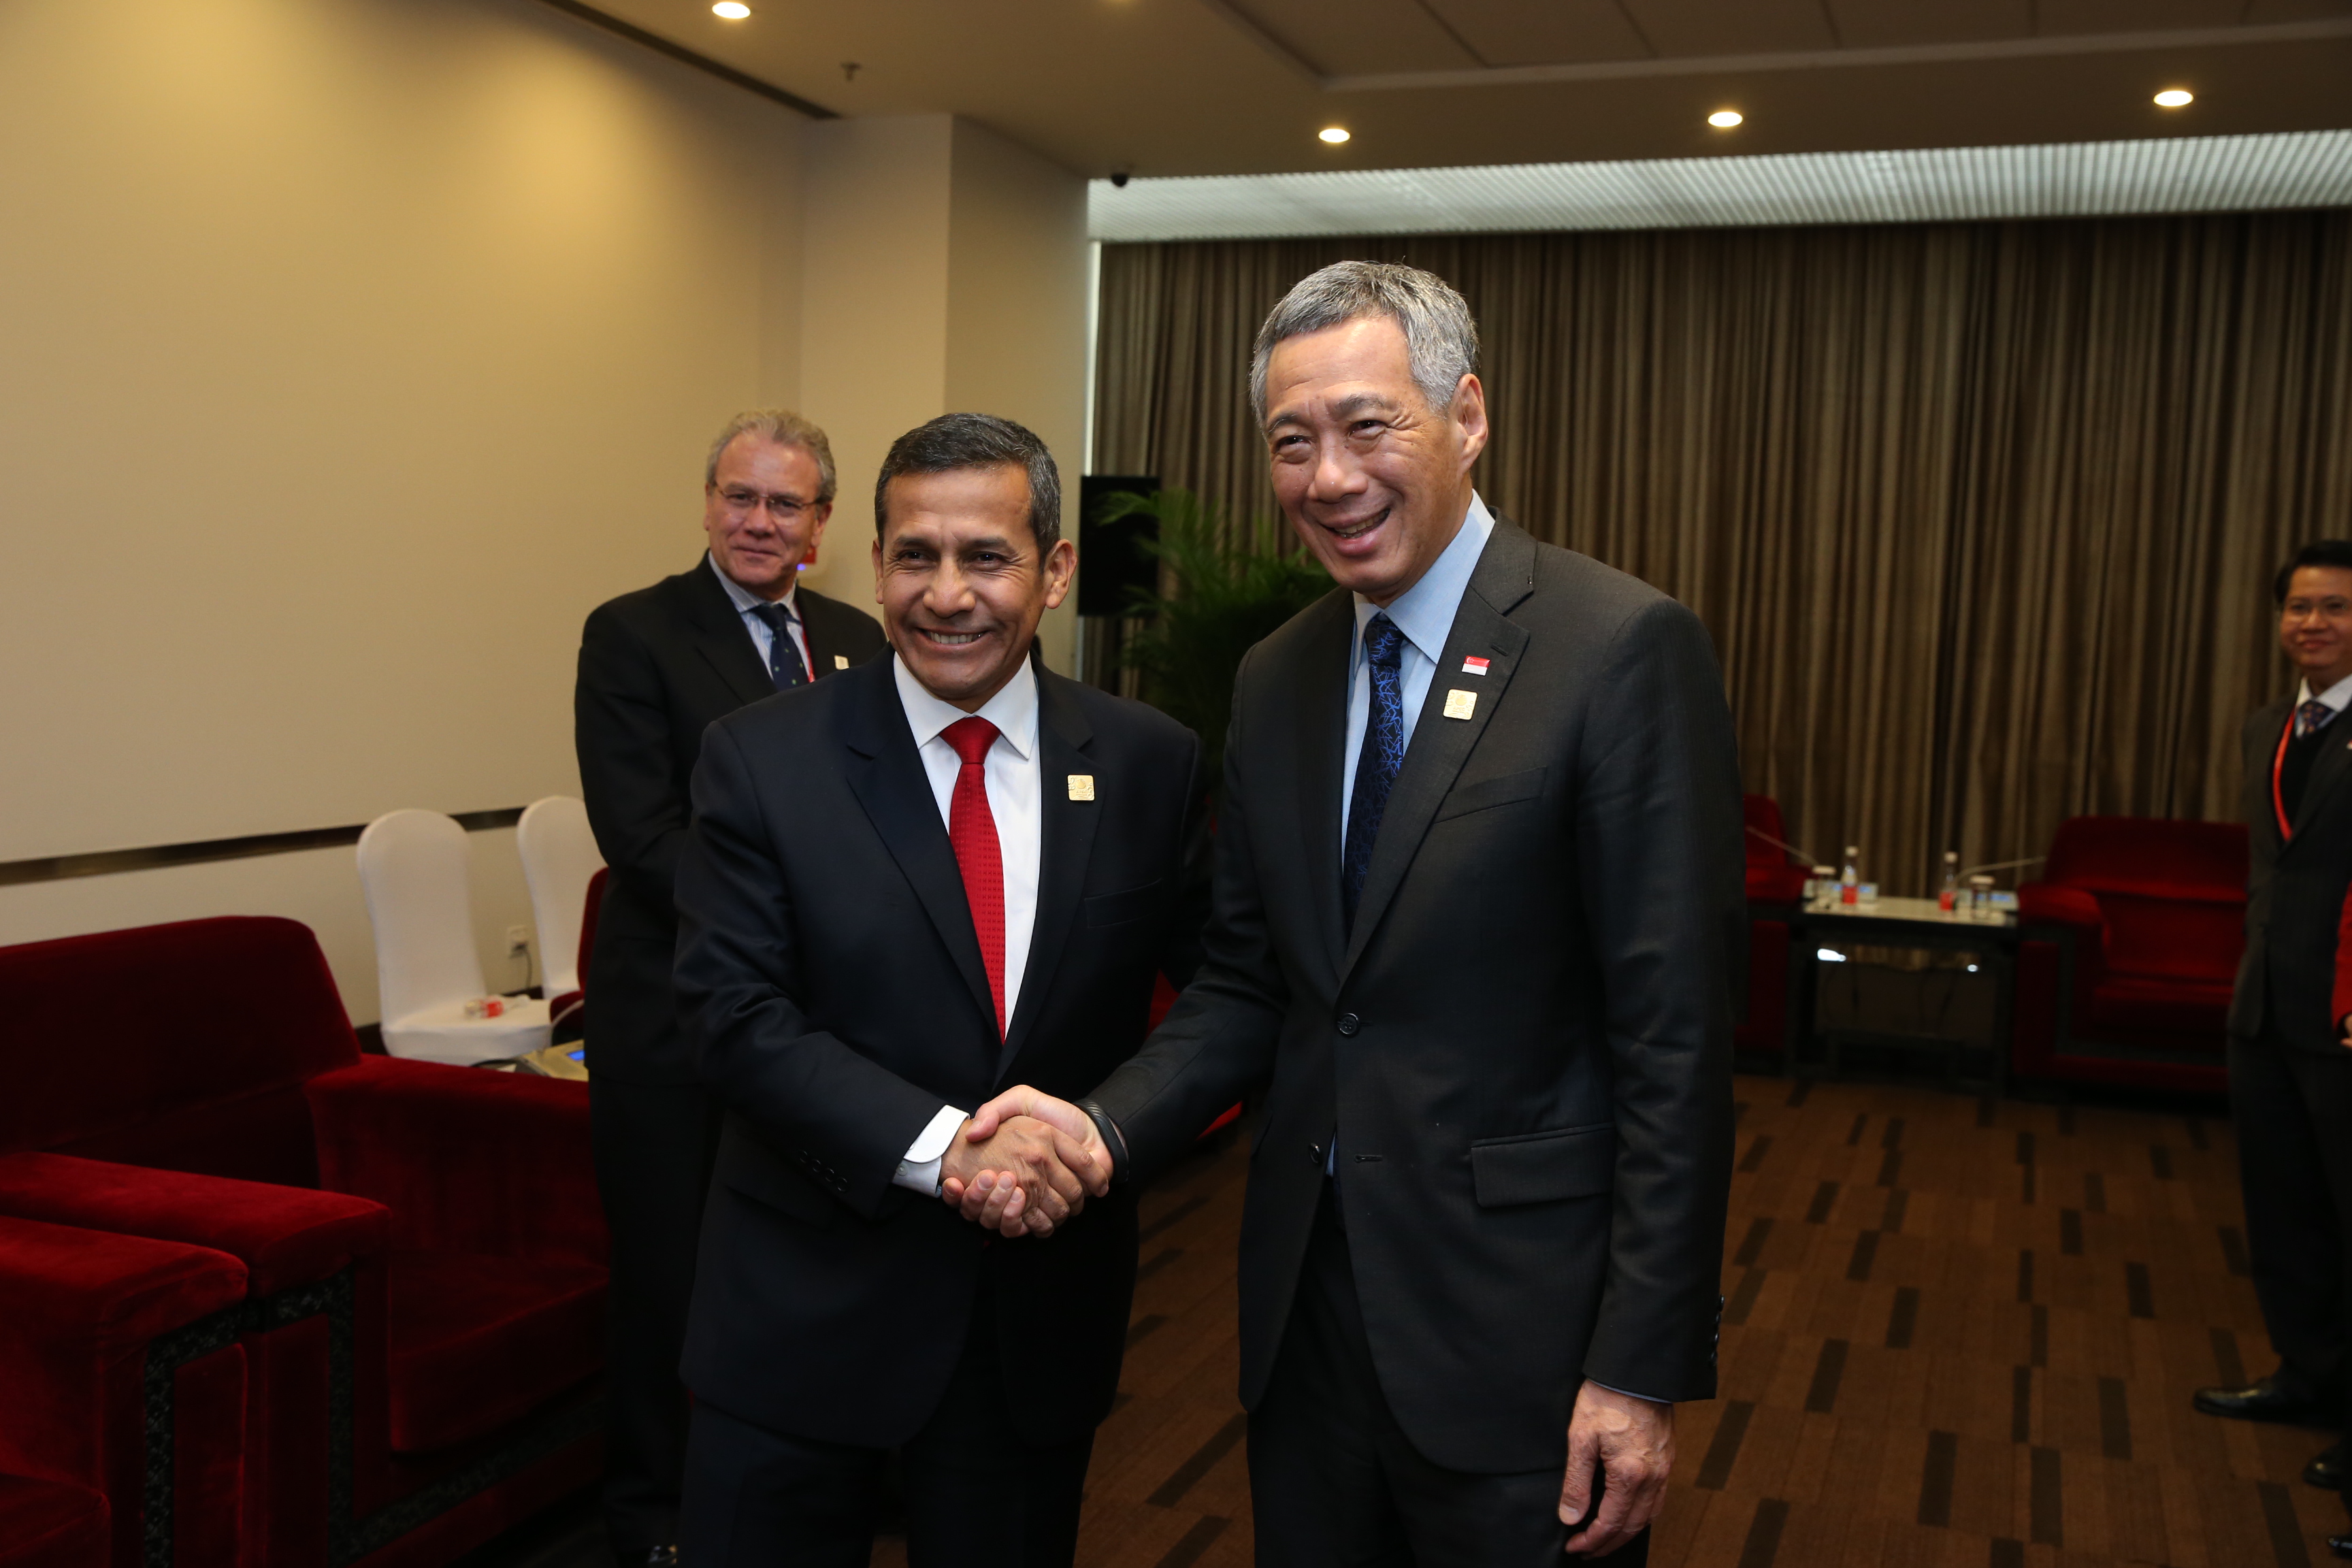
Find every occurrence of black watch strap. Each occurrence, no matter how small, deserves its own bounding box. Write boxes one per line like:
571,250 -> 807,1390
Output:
1077,1098 -> 1131,1186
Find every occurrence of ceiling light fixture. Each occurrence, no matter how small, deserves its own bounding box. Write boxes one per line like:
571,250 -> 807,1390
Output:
1708,110 -> 1744,129
711,2 -> 751,18
2153,88 -> 2193,108
1319,127 -> 1351,145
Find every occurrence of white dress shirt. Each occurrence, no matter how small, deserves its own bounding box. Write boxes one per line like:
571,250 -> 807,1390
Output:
888,654 -> 1045,1192
708,553 -> 812,680
2299,672 -> 2352,724
1340,493 -> 1496,828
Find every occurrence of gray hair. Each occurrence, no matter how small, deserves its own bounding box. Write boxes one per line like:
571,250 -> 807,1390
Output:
1248,261 -> 1480,424
704,409 -> 838,505
874,412 -> 1061,553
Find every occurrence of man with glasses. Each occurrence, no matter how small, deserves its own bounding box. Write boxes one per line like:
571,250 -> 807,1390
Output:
2201,540 -> 2352,1558
574,409 -> 888,1567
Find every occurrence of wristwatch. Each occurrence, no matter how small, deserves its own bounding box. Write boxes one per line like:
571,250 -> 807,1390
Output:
1077,1098 -> 1132,1186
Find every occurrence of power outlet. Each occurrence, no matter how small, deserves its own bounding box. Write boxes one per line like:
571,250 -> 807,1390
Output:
506,925 -> 531,956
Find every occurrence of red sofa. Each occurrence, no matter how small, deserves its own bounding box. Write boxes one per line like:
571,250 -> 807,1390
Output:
0,1211 -> 252,1568
2011,815 -> 2247,1092
0,917 -> 606,1568
1737,794 -> 1808,1056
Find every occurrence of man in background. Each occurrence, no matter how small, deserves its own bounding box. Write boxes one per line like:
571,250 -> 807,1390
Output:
573,410 -> 887,1566
2201,540 -> 2352,1547
671,413 -> 1208,1566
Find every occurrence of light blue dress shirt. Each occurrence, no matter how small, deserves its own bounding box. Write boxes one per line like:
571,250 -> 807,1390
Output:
707,553 -> 809,679
1339,493 -> 1496,831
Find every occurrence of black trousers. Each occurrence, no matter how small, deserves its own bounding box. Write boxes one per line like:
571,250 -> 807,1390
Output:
677,1286 -> 1094,1568
2231,1022 -> 2352,1432
1249,1186 -> 1646,1567
590,1076 -> 724,1554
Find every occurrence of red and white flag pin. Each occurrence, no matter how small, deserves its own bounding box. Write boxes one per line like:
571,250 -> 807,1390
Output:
1460,655 -> 1490,676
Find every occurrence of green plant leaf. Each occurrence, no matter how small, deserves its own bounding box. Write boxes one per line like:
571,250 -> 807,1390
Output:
1109,488 -> 1333,802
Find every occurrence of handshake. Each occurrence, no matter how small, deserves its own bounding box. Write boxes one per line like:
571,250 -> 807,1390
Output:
937,1087 -> 1111,1239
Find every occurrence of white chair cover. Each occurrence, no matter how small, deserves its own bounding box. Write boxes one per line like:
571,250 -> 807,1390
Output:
516,796 -> 604,1000
357,809 -> 551,1065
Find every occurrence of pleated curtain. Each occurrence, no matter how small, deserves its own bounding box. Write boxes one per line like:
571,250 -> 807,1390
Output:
1092,214 -> 2352,894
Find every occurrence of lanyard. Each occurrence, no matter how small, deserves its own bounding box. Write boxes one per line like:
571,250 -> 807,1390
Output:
2274,709 -> 2298,841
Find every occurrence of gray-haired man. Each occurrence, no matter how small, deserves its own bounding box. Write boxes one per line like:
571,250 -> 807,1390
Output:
574,409 -> 889,1565
961,263 -> 1743,1562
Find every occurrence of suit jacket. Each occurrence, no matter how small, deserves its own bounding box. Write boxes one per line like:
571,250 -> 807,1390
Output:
574,558 -> 889,1083
2229,698 -> 2352,1053
670,657 -> 1211,1448
1092,519 -> 1744,1475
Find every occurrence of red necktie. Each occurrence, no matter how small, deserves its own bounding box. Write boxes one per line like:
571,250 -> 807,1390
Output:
942,716 -> 1006,1036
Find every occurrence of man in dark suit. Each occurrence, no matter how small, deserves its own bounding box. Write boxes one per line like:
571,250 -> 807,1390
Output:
573,409 -> 889,1565
2199,540 -> 2352,1535
670,412 -> 1209,1566
962,263 -> 1743,1563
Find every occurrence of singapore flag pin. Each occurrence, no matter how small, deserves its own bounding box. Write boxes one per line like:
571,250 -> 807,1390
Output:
1460,655 -> 1490,676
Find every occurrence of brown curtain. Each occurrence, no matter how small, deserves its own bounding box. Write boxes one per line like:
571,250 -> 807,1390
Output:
1093,214 -> 2352,894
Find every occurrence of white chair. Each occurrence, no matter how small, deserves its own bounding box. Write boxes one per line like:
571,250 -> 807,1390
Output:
357,809 -> 551,1064
516,795 -> 604,1004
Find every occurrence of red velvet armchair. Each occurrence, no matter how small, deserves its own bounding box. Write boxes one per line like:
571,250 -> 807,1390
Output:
1737,794 -> 1808,1056
0,917 -> 606,1568
0,1212 -> 252,1568
2011,815 -> 2247,1092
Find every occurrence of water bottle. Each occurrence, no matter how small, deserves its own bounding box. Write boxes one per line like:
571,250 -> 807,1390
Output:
1810,866 -> 1838,911
1840,847 -> 1860,906
1938,851 -> 1960,913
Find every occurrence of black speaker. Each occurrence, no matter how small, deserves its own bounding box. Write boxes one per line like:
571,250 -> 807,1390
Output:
1077,475 -> 1160,619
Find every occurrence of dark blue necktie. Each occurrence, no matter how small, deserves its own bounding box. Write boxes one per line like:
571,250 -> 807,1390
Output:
753,603 -> 809,689
1342,614 -> 1407,929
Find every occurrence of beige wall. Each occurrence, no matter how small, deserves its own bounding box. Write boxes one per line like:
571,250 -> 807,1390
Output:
796,114 -> 1090,672
0,1 -> 1092,1021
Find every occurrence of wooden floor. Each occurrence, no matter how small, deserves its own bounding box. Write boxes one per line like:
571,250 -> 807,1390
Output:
877,1074 -> 2350,1567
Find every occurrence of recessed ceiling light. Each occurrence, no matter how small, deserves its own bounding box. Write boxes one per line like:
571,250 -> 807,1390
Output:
2153,88 -> 2193,108
1319,127 -> 1350,145
712,2 -> 751,17
1708,110 -> 1744,129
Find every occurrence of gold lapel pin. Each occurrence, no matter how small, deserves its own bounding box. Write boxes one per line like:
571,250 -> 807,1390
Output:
1068,774 -> 1096,802
833,654 -> 850,670
1443,689 -> 1477,721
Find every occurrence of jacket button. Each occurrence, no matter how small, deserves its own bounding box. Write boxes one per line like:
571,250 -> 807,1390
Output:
1308,1144 -> 1324,1166
1337,1013 -> 1361,1036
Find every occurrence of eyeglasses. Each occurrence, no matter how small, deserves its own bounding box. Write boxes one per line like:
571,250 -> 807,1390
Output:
715,486 -> 817,523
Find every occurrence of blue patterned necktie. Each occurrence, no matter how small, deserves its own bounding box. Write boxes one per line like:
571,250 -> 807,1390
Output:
1342,614 -> 1408,929
753,602 -> 809,689
2298,698 -> 2335,738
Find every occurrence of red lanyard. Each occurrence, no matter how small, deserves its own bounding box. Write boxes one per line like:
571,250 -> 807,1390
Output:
2274,709 -> 2298,840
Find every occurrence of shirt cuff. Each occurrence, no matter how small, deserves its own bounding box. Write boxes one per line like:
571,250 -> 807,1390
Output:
1586,1379 -> 1672,1405
891,1104 -> 970,1196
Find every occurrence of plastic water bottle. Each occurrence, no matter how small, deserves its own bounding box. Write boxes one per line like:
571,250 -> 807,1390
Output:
1938,851 -> 1960,913
1810,866 -> 1838,911
1840,847 -> 1860,906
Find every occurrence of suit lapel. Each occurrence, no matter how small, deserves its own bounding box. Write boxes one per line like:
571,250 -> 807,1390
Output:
2290,710 -> 2352,845
1290,593 -> 1355,984
1000,675 -> 1098,1077
1341,523 -> 1537,981
798,591 -> 848,682
838,664 -> 998,1036
683,558 -> 781,707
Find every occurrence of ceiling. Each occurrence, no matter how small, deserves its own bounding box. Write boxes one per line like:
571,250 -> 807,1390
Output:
572,0 -> 2352,178
1087,128 -> 2352,238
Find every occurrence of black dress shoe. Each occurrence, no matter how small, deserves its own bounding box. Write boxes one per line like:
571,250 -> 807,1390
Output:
2330,1530 -> 2352,1559
2310,1443 -> 2347,1490
2193,1376 -> 2337,1426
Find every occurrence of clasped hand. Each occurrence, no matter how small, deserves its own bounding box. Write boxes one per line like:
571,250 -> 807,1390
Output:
938,1088 -> 1110,1239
